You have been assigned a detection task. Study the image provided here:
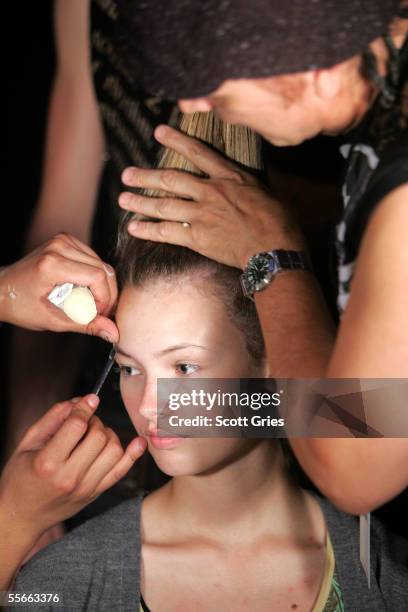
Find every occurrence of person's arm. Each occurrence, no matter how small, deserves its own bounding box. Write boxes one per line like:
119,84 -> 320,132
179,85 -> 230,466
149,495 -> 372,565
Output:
27,0 -> 104,248
7,0 -> 105,454
289,182 -> 408,514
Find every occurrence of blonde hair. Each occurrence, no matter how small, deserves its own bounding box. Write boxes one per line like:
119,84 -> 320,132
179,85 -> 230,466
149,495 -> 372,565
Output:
118,110 -> 262,229
155,111 -> 263,178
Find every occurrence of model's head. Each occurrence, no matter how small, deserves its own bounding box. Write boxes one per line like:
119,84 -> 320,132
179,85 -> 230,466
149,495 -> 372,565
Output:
114,111 -> 270,476
114,240 -> 267,476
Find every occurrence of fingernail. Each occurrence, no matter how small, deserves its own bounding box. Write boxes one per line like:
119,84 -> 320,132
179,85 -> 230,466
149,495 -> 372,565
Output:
128,221 -> 139,233
99,330 -> 113,343
103,263 -> 115,277
134,438 -> 147,454
122,168 -> 136,183
86,394 -> 100,409
118,192 -> 132,207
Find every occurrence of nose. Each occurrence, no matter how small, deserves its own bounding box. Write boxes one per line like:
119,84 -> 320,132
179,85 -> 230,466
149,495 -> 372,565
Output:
178,97 -> 213,113
138,379 -> 158,425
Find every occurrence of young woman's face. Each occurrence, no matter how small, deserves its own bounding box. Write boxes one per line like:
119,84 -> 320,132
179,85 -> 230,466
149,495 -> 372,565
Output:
115,277 -> 264,476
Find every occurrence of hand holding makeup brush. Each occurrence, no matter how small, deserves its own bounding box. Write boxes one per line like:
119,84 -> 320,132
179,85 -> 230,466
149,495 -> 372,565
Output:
0,394 -> 147,590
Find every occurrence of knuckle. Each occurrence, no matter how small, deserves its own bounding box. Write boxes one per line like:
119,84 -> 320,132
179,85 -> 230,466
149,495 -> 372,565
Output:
111,466 -> 125,482
93,266 -> 107,284
157,222 -> 169,239
85,322 -> 97,337
161,171 -> 177,191
68,415 -> 88,433
37,252 -> 60,274
74,485 -> 93,502
50,233 -> 70,249
34,455 -> 57,477
227,170 -> 247,184
53,231 -> 69,240
190,142 -> 204,158
55,475 -> 77,494
90,429 -> 108,446
89,415 -> 103,427
156,198 -> 169,218
51,401 -> 68,416
107,427 -> 120,443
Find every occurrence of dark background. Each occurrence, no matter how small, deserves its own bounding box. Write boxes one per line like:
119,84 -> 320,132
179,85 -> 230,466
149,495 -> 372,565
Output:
2,1 -> 55,464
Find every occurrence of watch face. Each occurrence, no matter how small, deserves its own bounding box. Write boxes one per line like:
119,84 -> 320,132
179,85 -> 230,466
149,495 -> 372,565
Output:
247,253 -> 276,291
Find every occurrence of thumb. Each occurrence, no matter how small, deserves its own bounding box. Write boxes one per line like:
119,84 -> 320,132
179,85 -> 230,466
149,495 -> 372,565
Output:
87,315 -> 119,344
59,314 -> 119,344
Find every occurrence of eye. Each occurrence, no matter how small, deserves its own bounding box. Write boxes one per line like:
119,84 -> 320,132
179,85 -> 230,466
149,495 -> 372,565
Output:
115,365 -> 142,378
176,363 -> 199,375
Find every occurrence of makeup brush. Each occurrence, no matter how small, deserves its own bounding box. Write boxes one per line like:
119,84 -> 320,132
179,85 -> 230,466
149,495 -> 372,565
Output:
92,345 -> 117,396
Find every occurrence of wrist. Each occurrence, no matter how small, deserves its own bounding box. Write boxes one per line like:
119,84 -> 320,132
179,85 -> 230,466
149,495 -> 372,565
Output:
0,493 -> 43,548
240,234 -> 307,270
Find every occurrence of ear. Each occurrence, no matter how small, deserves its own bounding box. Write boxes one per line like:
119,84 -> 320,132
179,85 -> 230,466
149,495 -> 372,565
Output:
313,65 -> 342,100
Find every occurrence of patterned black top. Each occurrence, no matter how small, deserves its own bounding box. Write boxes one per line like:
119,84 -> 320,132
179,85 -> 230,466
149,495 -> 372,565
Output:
90,0 -> 179,209
335,34 -> 408,314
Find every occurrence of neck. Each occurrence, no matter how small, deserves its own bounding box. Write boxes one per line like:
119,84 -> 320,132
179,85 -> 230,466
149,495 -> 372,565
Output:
161,441 -> 314,543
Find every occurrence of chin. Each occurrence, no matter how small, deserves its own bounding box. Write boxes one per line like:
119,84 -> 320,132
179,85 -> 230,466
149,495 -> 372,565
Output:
150,452 -> 202,478
264,132 -> 308,147
148,441 -> 224,478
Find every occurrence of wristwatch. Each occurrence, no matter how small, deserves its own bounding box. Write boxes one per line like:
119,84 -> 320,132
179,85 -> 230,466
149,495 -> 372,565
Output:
240,250 -> 310,299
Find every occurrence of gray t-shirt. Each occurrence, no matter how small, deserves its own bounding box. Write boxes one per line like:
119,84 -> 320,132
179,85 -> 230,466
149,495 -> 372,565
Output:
11,491 -> 408,611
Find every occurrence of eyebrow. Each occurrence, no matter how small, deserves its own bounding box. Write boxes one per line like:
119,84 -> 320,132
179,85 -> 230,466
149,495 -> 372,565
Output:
115,343 -> 209,360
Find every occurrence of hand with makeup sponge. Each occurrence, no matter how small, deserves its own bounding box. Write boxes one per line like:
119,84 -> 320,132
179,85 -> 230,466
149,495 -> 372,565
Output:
0,233 -> 118,342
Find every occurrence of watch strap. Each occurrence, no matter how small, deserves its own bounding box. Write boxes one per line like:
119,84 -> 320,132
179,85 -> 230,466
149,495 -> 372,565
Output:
273,249 -> 310,271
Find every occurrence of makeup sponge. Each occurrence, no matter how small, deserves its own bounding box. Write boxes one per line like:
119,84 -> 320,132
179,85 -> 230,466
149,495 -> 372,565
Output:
62,286 -> 97,325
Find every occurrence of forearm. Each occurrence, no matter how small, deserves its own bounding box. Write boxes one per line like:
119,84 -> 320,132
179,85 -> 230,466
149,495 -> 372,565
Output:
253,272 -> 363,509
26,0 -> 104,251
256,271 -> 400,514
255,270 -> 336,377
0,502 -> 40,591
26,72 -> 104,249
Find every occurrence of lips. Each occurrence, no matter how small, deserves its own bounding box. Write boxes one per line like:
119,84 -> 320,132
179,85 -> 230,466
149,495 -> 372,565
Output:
143,428 -> 185,450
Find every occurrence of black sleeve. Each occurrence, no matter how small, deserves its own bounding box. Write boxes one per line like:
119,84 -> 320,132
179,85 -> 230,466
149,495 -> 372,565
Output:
352,131 -> 408,255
